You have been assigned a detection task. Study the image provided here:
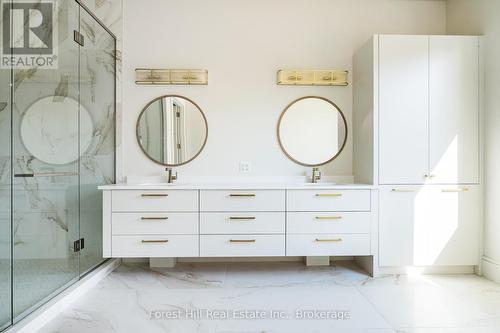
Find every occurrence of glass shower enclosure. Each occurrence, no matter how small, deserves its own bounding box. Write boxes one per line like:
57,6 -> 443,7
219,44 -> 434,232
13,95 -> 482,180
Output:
0,0 -> 115,329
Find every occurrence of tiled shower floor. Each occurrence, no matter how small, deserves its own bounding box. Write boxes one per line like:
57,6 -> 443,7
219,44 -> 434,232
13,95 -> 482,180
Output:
0,259 -> 76,324
0,255 -> 104,328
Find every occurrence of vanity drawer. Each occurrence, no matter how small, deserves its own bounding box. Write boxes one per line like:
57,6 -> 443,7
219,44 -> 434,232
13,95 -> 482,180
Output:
200,190 -> 285,212
287,212 -> 371,234
111,190 -> 198,212
200,235 -> 285,257
287,190 -> 371,212
200,212 -> 285,234
112,213 -> 198,235
286,234 -> 370,256
112,235 -> 198,257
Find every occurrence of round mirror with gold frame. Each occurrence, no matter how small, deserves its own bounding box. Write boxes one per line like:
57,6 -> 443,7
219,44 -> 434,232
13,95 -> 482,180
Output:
136,95 -> 208,166
277,96 -> 347,167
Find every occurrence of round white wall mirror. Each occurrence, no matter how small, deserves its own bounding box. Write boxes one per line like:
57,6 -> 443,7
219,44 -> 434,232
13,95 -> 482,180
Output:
136,95 -> 208,166
277,96 -> 347,166
21,97 -> 93,165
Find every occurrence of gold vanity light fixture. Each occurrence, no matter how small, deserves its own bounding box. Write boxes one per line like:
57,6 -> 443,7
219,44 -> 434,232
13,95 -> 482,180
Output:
276,69 -> 348,86
135,69 -> 208,85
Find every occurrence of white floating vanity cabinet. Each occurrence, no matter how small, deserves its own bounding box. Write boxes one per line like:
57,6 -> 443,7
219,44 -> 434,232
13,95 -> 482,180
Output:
354,35 -> 482,270
101,186 -> 378,267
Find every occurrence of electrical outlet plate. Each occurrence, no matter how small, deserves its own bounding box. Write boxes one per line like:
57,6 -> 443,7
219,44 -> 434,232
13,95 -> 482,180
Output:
239,161 -> 251,173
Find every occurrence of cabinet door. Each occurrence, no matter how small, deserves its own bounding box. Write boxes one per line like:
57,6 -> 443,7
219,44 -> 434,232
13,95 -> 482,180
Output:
379,186 -> 425,266
378,35 -> 429,184
416,186 -> 480,266
379,185 -> 480,267
429,36 -> 479,184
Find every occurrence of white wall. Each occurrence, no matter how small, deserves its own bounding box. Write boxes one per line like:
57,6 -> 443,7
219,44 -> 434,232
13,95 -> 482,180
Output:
447,0 -> 500,283
122,0 -> 446,179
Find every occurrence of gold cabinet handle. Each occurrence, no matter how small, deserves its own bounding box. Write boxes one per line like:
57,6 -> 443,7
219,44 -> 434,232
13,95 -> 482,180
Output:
315,238 -> 342,243
229,239 -> 256,243
391,189 -> 416,193
229,194 -> 256,197
229,216 -> 256,221
141,194 -> 168,197
315,193 -> 342,197
141,217 -> 169,220
315,216 -> 342,220
141,240 -> 169,243
442,188 -> 469,193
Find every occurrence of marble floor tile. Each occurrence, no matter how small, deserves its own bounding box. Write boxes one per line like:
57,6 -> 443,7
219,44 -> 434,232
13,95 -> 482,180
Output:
97,262 -> 228,290
36,262 -> 500,333
397,328 -> 500,333
356,274 -> 500,330
223,261 -> 369,288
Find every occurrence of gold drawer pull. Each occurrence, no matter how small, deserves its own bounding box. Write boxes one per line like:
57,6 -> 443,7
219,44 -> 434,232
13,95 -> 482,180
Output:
141,240 -> 169,243
315,238 -> 342,243
229,216 -> 256,221
442,188 -> 469,193
229,239 -> 256,243
391,189 -> 416,193
141,217 -> 169,220
315,216 -> 342,220
141,194 -> 168,197
315,193 -> 342,197
229,194 -> 256,197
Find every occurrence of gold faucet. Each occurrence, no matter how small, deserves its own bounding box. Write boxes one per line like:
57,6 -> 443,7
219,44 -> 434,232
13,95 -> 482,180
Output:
165,168 -> 177,183
312,167 -> 321,183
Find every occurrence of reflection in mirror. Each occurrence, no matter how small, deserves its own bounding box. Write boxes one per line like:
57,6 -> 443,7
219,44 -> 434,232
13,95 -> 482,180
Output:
278,96 -> 347,166
137,95 -> 208,166
21,97 -> 94,165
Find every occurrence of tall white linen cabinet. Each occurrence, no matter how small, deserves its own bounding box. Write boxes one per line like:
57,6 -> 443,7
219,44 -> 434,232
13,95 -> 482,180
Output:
353,35 -> 483,271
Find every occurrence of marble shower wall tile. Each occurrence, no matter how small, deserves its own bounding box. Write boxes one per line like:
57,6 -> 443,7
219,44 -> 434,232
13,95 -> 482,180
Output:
5,0 -> 120,261
80,0 -> 124,182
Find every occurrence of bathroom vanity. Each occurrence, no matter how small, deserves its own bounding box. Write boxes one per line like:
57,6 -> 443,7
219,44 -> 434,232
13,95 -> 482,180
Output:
100,34 -> 483,276
100,183 -> 377,269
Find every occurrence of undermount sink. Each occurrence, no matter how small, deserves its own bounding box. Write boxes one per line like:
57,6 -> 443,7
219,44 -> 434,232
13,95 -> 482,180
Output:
301,182 -> 337,186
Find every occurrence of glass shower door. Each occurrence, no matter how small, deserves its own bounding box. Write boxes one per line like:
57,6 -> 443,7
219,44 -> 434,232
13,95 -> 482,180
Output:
11,0 -> 80,320
79,8 -> 115,274
0,0 -> 12,329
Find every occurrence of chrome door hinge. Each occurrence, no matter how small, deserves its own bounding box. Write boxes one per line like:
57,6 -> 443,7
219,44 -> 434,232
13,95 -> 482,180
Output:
73,30 -> 85,46
73,238 -> 85,252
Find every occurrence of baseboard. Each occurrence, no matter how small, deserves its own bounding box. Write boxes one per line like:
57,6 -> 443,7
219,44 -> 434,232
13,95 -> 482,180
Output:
376,265 -> 475,276
482,256 -> 500,284
5,258 -> 121,333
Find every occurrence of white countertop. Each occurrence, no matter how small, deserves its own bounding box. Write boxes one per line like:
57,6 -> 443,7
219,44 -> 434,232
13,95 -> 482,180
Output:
98,183 -> 375,190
